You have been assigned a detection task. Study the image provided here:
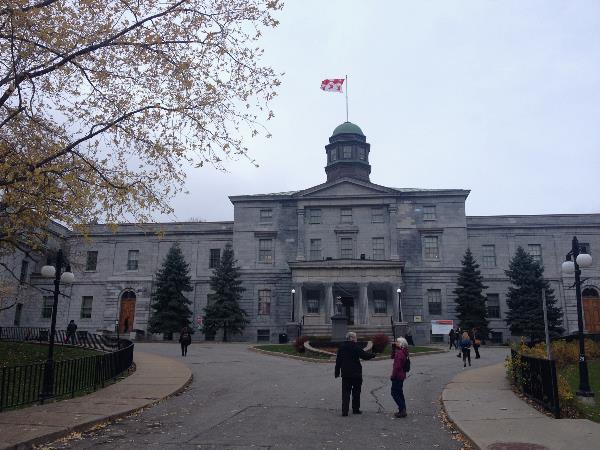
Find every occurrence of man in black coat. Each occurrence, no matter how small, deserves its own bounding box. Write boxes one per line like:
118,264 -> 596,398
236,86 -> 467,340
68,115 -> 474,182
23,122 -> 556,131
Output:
334,331 -> 375,416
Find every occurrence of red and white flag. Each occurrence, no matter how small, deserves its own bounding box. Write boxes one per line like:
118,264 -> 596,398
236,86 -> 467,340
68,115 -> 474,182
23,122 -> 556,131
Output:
320,78 -> 344,93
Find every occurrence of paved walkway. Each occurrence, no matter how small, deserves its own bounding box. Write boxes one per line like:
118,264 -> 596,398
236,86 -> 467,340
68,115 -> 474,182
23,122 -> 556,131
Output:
442,362 -> 600,450
0,351 -> 192,450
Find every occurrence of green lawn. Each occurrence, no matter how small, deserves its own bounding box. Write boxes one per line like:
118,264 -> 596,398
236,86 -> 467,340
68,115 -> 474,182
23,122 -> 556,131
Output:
561,360 -> 600,422
255,344 -> 440,360
0,342 -> 99,367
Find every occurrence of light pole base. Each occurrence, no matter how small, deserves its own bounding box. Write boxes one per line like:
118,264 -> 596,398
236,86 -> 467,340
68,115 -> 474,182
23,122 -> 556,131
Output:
576,390 -> 595,399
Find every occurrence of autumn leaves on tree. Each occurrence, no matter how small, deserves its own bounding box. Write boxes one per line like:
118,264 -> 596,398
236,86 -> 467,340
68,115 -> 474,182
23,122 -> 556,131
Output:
0,0 -> 282,258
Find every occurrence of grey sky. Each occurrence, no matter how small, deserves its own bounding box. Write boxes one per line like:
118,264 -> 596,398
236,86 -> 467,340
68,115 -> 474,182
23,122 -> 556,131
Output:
161,0 -> 600,222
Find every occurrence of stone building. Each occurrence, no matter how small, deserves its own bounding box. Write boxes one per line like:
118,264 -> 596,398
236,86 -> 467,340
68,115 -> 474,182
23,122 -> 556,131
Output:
1,122 -> 599,344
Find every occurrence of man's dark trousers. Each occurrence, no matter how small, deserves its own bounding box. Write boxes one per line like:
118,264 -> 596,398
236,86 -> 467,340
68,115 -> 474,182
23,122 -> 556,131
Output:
342,377 -> 362,414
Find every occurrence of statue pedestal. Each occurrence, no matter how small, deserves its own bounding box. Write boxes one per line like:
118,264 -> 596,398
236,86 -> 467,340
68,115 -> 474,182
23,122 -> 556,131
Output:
286,322 -> 301,340
393,322 -> 409,340
331,315 -> 349,343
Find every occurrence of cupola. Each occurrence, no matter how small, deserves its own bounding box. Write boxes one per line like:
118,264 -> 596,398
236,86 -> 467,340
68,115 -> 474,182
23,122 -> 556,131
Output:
325,122 -> 371,182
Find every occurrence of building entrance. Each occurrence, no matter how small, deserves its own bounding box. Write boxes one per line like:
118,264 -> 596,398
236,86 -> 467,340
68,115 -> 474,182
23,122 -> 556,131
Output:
119,290 -> 136,333
340,297 -> 355,325
583,288 -> 600,333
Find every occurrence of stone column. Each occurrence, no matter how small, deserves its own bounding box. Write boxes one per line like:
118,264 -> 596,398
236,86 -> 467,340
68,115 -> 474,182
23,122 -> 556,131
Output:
296,284 -> 304,321
325,283 -> 334,323
296,209 -> 305,260
359,283 -> 369,325
388,204 -> 400,261
393,284 -> 400,322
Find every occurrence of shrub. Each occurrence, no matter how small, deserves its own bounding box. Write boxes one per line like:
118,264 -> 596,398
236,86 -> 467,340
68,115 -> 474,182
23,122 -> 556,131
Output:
294,335 -> 309,353
372,333 -> 390,353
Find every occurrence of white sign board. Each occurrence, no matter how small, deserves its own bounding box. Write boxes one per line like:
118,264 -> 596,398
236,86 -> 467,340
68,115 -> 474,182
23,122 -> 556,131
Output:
431,319 -> 454,335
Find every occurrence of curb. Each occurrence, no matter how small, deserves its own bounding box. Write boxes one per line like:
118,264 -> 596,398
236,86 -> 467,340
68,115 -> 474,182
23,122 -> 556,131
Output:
0,354 -> 193,450
439,396 -> 480,450
249,346 -> 448,363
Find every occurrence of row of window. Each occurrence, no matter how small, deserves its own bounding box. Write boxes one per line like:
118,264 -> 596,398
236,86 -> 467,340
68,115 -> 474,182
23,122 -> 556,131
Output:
328,145 -> 368,163
425,289 -> 501,318
303,206 -> 436,225
42,296 -> 93,319
480,242 -> 591,268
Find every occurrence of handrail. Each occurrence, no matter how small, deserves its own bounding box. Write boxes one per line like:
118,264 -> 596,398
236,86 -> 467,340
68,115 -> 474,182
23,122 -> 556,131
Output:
0,327 -> 134,411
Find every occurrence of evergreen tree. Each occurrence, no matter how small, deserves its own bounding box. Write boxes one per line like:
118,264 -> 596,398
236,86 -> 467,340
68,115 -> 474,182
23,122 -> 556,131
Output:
454,249 -> 490,336
505,246 -> 563,344
148,243 -> 193,337
203,245 -> 248,342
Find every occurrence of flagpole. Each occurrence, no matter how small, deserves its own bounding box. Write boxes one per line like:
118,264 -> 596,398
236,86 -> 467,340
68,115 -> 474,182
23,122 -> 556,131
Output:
345,74 -> 349,122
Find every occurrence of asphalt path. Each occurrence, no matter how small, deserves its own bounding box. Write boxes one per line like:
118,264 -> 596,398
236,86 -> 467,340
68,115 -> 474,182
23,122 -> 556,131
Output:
45,343 -> 509,449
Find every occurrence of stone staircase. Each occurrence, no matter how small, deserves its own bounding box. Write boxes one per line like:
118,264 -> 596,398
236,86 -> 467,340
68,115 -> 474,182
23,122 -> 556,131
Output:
300,323 -> 396,340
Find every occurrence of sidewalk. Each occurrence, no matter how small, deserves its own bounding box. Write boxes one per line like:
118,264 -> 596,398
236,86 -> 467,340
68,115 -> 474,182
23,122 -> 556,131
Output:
0,351 -> 192,450
442,362 -> 600,450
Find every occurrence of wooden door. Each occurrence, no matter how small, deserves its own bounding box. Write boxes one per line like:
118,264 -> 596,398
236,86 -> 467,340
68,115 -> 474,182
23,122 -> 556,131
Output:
119,299 -> 136,333
583,298 -> 600,333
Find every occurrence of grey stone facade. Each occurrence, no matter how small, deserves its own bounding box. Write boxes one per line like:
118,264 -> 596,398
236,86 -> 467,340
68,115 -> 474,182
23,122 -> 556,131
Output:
1,123 -> 599,344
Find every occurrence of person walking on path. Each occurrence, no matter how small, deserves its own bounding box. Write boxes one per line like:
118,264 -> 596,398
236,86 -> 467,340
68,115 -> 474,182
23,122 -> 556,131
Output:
334,331 -> 375,416
179,325 -> 192,356
459,331 -> 472,368
390,337 -> 410,418
405,327 -> 414,346
472,328 -> 482,359
448,328 -> 456,350
66,320 -> 77,344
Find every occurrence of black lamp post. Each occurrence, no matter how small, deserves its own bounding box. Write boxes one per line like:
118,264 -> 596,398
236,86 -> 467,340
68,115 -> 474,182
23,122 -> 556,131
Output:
562,236 -> 594,397
291,288 -> 296,322
396,288 -> 403,322
40,249 -> 74,401
115,320 -> 121,350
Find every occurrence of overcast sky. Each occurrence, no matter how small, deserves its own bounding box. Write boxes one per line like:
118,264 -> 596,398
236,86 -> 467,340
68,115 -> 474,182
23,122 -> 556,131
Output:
160,0 -> 600,222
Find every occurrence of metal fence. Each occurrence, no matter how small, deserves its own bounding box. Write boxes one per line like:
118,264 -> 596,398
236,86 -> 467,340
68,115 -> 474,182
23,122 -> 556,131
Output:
0,327 -> 134,411
510,349 -> 560,418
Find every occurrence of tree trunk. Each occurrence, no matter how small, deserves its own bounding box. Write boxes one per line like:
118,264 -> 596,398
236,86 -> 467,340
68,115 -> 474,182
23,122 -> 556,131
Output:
223,326 -> 228,342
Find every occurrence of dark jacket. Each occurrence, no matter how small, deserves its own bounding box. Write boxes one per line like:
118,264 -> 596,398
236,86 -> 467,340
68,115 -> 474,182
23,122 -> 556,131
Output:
66,322 -> 77,334
179,327 -> 192,345
335,341 -> 375,379
460,338 -> 472,350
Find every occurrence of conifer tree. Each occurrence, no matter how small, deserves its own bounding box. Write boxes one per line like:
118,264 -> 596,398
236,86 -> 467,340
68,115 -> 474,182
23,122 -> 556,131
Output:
148,243 -> 193,338
505,246 -> 563,344
454,249 -> 489,336
203,245 -> 248,342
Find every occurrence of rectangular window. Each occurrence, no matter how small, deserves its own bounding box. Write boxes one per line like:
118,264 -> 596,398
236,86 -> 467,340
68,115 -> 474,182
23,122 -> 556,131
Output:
372,237 -> 385,260
81,296 -> 93,319
258,239 -> 273,263
373,290 -> 387,314
331,148 -> 337,161
309,239 -> 322,260
127,250 -> 139,271
258,289 -> 271,316
19,260 -> 29,284
423,236 -> 439,259
42,296 -> 53,319
482,245 -> 496,268
85,251 -> 98,271
371,207 -> 384,223
358,147 -> 366,160
259,209 -> 273,224
579,242 -> 591,255
13,303 -> 23,326
340,237 -> 354,259
528,244 -> 542,264
308,209 -> 321,224
343,145 -> 352,159
306,290 -> 320,314
209,249 -> 221,268
490,331 -> 503,344
486,294 -> 500,318
257,329 -> 271,342
427,289 -> 442,315
423,205 -> 436,221
340,208 -> 353,224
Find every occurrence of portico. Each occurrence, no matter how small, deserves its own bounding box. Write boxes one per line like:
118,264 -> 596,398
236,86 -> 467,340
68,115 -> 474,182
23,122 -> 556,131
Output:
288,259 -> 403,331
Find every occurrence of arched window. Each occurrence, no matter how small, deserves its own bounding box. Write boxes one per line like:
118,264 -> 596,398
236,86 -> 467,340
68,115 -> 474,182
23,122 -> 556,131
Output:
582,288 -> 599,298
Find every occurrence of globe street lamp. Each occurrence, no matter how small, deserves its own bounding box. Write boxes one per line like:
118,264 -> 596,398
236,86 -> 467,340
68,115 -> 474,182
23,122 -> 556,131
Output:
291,289 -> 296,322
561,236 -> 594,398
396,288 -> 403,322
40,249 -> 74,401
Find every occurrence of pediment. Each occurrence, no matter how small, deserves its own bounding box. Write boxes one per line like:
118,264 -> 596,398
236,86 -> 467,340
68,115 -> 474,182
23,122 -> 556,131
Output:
293,178 -> 397,198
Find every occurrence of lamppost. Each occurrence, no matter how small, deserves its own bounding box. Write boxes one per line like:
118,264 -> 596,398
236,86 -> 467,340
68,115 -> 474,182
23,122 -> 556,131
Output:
40,249 -> 74,401
396,288 -> 403,322
291,289 -> 296,322
561,236 -> 594,398
115,320 -> 120,350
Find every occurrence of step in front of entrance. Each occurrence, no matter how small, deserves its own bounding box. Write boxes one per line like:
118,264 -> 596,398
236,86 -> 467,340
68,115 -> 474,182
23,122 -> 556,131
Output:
301,325 -> 395,339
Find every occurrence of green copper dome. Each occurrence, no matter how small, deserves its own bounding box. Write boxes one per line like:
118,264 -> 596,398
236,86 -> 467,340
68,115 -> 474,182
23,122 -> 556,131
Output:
332,122 -> 365,137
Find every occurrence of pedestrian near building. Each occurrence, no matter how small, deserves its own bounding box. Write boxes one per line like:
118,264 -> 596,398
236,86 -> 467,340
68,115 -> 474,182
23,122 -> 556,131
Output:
405,327 -> 414,346
390,337 -> 410,418
334,331 -> 375,416
448,328 -> 456,350
473,328 -> 482,359
179,325 -> 192,356
66,320 -> 77,344
459,331 -> 472,368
